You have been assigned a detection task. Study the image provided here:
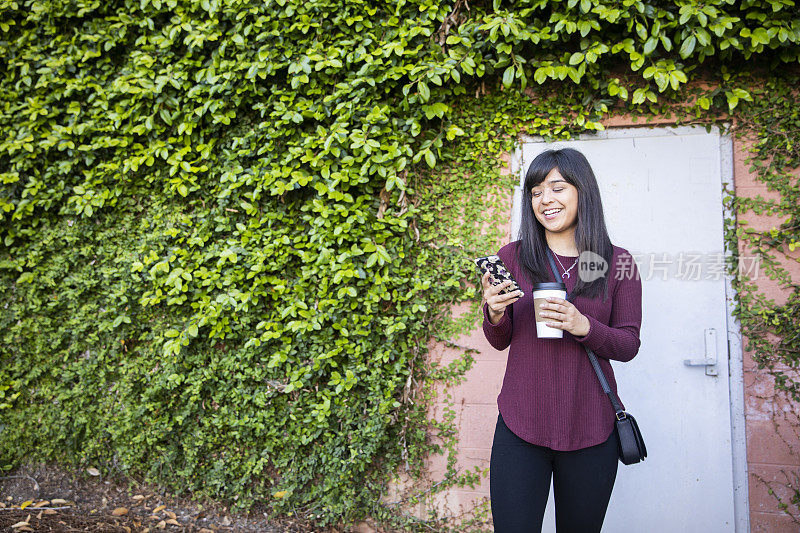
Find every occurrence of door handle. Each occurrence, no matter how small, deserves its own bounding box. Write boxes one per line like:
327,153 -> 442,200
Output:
683,328 -> 718,376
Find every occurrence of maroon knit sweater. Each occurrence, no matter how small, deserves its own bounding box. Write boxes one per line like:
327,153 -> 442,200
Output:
482,241 -> 643,451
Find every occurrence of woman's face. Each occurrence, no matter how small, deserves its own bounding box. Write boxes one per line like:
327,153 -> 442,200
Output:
530,167 -> 579,233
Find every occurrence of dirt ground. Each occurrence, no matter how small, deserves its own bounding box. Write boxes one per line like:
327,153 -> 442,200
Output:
0,463 -> 380,533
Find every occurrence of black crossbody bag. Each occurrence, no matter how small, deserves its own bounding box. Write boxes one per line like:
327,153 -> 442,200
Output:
545,248 -> 647,465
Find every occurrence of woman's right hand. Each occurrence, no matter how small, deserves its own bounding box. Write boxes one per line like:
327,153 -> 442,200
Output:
481,271 -> 523,325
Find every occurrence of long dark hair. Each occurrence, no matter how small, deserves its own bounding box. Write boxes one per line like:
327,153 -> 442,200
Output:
515,147 -> 614,302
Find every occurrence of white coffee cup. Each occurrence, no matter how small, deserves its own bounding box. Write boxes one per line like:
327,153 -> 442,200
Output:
533,282 -> 567,339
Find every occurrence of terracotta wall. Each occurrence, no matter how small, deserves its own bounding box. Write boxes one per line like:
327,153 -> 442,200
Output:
732,133 -> 800,533
372,116 -> 800,532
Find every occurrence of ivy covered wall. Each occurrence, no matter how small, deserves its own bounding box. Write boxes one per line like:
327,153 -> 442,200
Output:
1,0 -> 799,529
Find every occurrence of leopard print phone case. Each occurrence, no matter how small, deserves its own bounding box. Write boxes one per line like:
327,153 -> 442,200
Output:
473,255 -> 522,296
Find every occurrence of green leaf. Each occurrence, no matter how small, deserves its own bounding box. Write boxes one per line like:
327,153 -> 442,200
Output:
502,66 -> 515,88
446,125 -> 465,140
643,37 -> 657,55
751,27 -> 769,45
424,150 -> 436,168
422,102 -> 449,120
679,35 -> 696,58
567,67 -> 580,83
654,72 -> 669,92
418,81 -> 430,102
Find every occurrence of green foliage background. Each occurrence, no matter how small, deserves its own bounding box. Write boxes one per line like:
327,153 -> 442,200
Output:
1,0 -> 799,528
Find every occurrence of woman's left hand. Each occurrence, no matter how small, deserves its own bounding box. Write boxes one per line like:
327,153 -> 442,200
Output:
540,297 -> 591,337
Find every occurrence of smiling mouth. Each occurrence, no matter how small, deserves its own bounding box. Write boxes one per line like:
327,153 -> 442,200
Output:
542,208 -> 562,220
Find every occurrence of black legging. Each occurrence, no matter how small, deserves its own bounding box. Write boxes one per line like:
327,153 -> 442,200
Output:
490,412 -> 619,533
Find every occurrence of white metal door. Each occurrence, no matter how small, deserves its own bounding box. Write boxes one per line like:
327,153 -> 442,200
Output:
512,126 -> 748,532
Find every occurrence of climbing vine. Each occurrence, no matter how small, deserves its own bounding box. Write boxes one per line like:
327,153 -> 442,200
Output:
724,74 -> 800,526
1,0 -> 799,530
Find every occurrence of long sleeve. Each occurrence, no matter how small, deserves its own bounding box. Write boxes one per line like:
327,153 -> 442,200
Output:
482,299 -> 513,350
573,257 -> 642,362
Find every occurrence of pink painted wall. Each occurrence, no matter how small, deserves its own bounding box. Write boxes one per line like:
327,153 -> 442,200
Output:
733,132 -> 800,533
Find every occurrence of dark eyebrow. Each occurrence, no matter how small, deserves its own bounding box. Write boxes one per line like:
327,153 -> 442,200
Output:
532,179 -> 567,188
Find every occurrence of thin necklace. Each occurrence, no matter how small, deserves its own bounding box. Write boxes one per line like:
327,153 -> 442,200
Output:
554,253 -> 579,280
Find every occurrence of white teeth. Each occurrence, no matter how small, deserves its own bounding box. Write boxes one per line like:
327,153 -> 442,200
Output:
544,209 -> 562,215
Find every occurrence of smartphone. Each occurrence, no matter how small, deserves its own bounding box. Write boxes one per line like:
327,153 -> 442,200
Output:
473,255 -> 522,296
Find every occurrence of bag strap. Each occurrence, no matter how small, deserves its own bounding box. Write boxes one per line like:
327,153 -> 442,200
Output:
545,248 -> 627,420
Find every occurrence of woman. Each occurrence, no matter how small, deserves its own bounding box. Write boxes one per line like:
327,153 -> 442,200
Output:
481,147 -> 642,533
